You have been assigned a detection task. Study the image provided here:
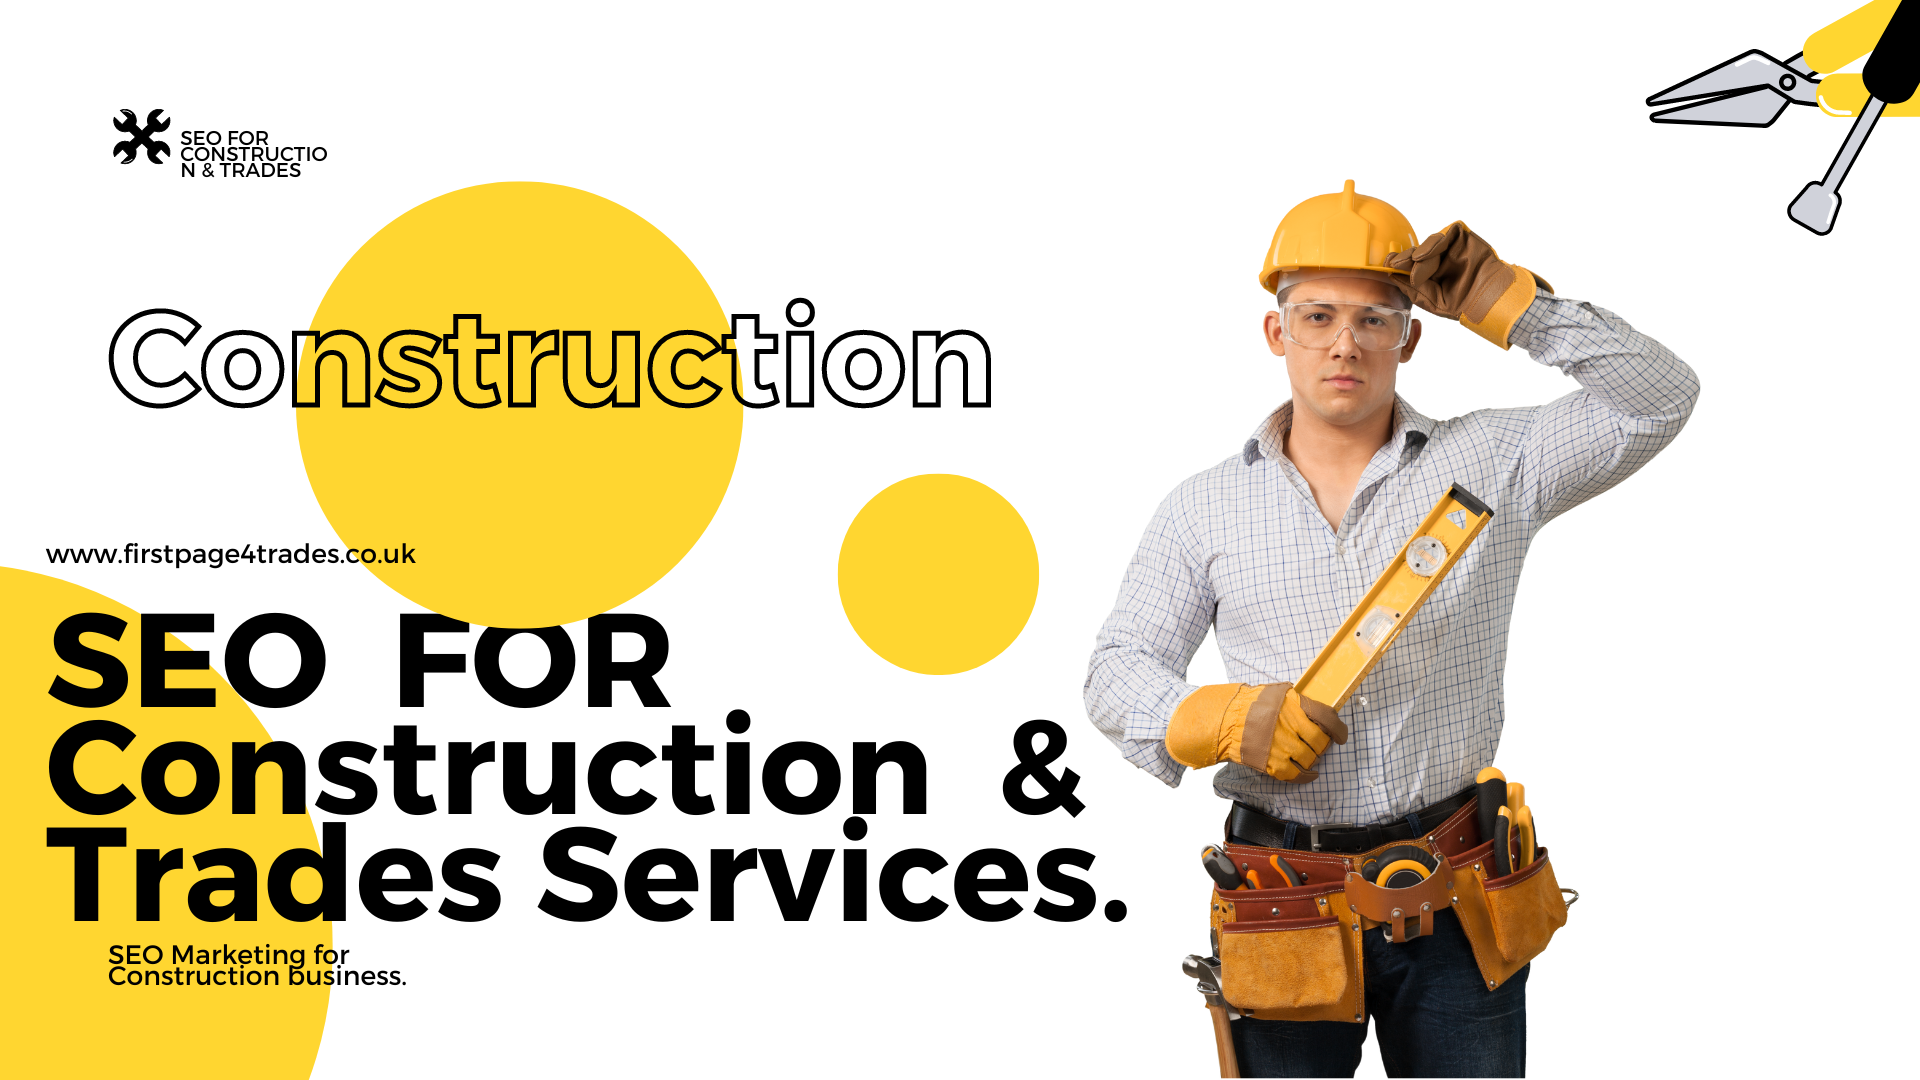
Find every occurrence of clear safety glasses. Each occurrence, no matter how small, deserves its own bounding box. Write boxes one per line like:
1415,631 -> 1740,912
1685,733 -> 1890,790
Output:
1278,300 -> 1414,351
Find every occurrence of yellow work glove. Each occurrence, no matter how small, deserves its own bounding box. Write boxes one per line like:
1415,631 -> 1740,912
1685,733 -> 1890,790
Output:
1383,221 -> 1553,349
1165,682 -> 1347,784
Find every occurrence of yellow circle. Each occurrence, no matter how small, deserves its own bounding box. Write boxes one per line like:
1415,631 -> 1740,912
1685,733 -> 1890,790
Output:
297,182 -> 741,627
837,475 -> 1039,675
1,569 -> 329,1078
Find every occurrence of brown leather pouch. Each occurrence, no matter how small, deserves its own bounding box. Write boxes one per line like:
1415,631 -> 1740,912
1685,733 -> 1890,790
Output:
1220,915 -> 1348,1012
1343,861 -> 1459,943
1211,882 -> 1364,1023
1447,844 -> 1569,989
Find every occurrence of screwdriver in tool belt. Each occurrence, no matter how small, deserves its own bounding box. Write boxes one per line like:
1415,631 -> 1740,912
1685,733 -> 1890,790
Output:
1506,782 -> 1535,869
1493,807 -> 1515,877
1268,854 -> 1302,888
1476,766 -> 1507,850
1200,846 -> 1244,890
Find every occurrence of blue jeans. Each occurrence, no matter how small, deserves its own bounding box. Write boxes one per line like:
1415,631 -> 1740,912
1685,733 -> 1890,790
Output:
1229,908 -> 1527,1077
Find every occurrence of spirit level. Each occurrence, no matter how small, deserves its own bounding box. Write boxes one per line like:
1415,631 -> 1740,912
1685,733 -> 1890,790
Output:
1294,484 -> 1492,710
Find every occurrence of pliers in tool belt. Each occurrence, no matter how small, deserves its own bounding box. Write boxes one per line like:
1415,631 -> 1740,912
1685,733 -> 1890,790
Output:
1645,0 -> 1920,233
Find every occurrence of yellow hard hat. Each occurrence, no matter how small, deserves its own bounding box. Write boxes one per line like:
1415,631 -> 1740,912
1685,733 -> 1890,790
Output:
1258,179 -> 1419,294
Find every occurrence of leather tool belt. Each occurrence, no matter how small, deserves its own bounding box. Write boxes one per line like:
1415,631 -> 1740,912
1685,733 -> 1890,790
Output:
1207,788 -> 1570,1024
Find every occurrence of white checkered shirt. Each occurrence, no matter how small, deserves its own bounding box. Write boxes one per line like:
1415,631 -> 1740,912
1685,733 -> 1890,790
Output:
1083,292 -> 1699,826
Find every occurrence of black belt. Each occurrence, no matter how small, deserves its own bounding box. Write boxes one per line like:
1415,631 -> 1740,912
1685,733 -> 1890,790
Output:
1229,787 -> 1477,854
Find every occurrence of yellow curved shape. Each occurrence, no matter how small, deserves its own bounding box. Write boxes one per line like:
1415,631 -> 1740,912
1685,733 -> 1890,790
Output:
1804,0 -> 1897,74
1816,73 -> 1920,116
1,568 -> 330,1079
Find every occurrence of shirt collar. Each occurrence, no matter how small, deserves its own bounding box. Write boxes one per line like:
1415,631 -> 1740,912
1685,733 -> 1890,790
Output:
1243,395 -> 1435,466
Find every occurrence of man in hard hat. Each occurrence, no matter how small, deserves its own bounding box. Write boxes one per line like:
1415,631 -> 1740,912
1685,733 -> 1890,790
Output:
1084,180 -> 1698,1076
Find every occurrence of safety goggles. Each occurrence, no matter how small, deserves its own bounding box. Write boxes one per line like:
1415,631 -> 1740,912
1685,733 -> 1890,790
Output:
1278,300 -> 1414,351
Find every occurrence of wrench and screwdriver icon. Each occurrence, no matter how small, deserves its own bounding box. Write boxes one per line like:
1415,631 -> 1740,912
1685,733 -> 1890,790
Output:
1647,0 -> 1920,233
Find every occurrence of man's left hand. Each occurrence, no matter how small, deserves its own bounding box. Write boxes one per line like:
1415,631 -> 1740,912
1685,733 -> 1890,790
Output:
1165,681 -> 1347,783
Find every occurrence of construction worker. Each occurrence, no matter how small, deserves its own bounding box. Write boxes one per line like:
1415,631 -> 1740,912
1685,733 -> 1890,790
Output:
1083,181 -> 1698,1077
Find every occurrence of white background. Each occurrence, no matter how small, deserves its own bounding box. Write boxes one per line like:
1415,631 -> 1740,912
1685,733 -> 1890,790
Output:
5,1 -> 1916,1075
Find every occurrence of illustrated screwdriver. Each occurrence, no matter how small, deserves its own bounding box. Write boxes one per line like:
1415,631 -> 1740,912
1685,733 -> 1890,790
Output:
1790,0 -> 1920,233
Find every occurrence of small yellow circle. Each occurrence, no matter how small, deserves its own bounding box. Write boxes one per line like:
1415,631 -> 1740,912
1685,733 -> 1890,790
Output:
837,474 -> 1039,675
296,182 -> 740,627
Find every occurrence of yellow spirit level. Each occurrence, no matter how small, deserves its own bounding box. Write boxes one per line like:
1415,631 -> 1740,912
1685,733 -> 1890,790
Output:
1294,484 -> 1492,710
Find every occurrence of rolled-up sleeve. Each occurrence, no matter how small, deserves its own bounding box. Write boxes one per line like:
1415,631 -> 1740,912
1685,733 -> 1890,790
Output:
1083,490 -> 1216,787
1507,291 -> 1701,526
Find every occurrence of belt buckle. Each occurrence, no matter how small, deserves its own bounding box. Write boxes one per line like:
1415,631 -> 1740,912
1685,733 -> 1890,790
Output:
1309,823 -> 1356,853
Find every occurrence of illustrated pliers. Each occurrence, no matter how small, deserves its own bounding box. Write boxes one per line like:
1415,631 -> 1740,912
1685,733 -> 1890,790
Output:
1647,49 -> 1821,127
1645,0 -> 1920,233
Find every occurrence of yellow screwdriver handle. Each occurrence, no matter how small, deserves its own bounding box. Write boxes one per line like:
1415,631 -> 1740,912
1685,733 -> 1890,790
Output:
1814,74 -> 1920,116
1805,0 -> 1900,74
1506,781 -> 1525,814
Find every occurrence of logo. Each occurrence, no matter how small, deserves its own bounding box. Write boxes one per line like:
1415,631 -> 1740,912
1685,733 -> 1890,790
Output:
109,108 -> 333,178
111,108 -> 170,165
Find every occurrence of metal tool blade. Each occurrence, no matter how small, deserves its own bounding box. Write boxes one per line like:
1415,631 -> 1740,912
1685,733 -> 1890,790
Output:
1789,95 -> 1886,234
1788,184 -> 1841,235
1650,87 -> 1794,126
1647,49 -> 1811,106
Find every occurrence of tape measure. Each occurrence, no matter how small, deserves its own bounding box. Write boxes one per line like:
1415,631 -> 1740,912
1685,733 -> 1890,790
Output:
1359,844 -> 1438,889
1295,484 -> 1493,710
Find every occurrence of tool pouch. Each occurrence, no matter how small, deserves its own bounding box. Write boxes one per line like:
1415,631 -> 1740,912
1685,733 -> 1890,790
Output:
1448,844 -> 1569,990
1343,862 -> 1458,943
1210,880 -> 1364,1022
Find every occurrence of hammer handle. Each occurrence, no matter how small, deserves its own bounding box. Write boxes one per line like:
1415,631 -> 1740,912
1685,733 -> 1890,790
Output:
1208,1004 -> 1241,1078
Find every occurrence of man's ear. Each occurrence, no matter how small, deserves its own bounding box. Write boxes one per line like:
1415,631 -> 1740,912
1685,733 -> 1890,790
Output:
1399,318 -> 1423,364
1263,310 -> 1287,357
